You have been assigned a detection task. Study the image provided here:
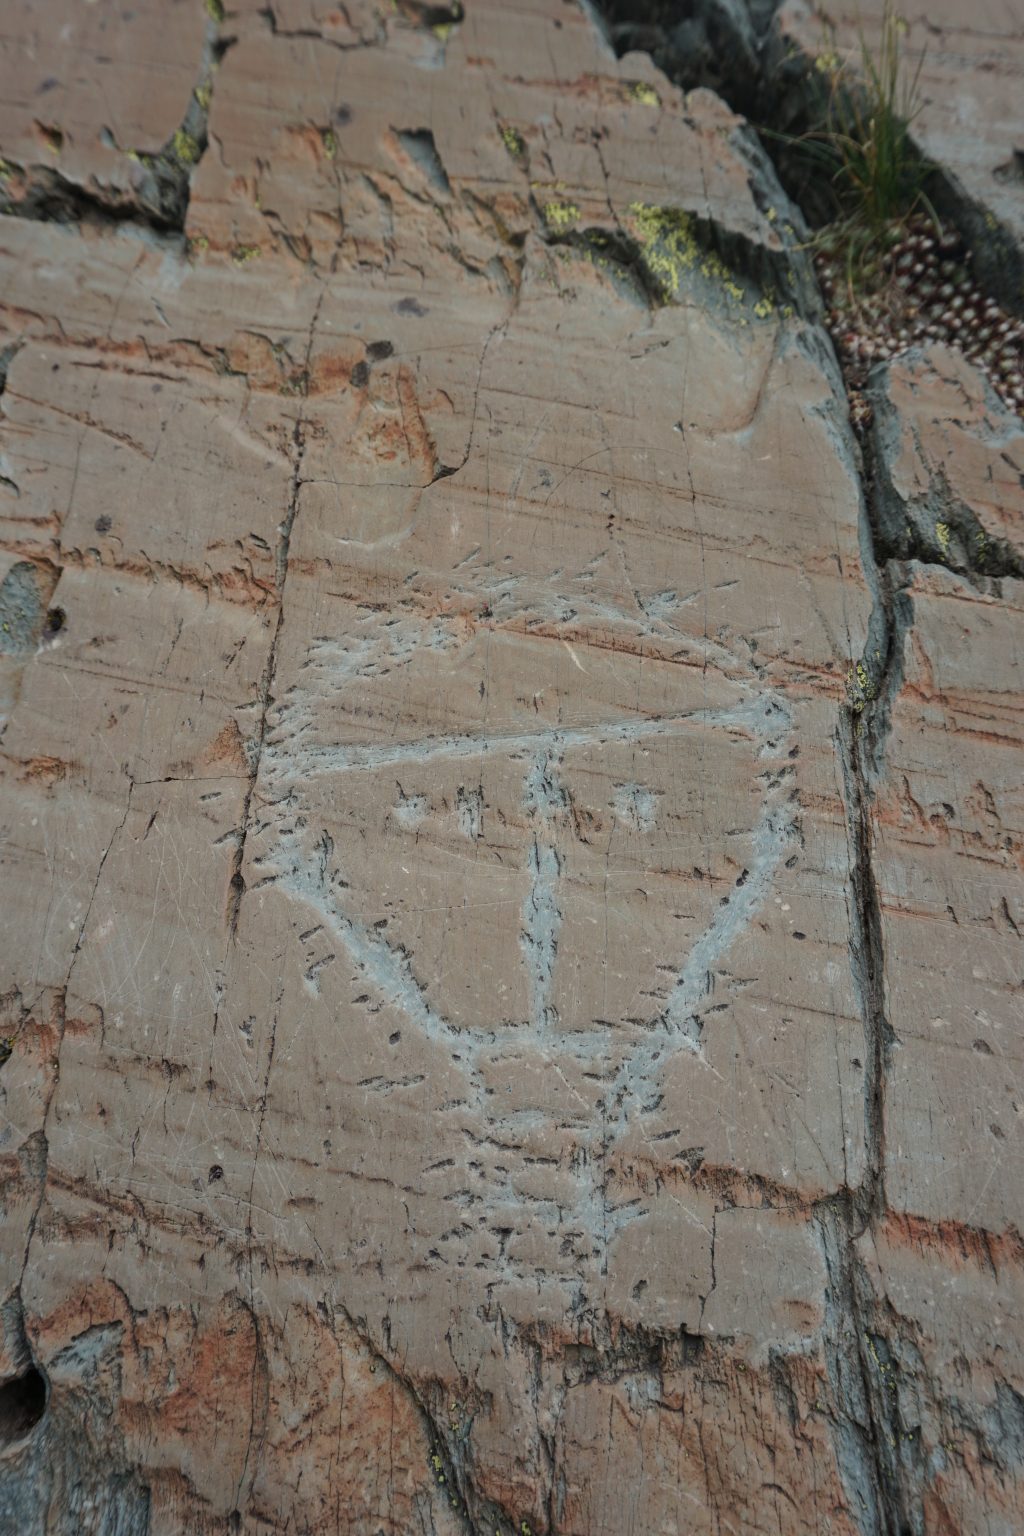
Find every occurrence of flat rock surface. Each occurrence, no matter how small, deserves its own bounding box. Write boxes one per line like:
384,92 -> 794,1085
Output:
0,3 -> 1021,1535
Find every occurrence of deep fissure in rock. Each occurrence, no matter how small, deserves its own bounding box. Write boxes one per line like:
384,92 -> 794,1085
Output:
584,6 -> 1011,1533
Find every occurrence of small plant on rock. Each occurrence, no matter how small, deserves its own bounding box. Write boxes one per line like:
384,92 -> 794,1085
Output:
769,3 -> 1024,419
773,1 -> 933,290
822,5 -> 929,242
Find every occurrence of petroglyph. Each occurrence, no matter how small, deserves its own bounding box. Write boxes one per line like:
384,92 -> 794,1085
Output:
520,750 -> 567,1031
257,611 -> 797,1266
3,0 -> 1022,1525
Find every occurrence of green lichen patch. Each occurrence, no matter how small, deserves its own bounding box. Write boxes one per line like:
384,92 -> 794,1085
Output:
500,124 -> 525,160
627,81 -> 660,108
625,202 -> 774,318
543,199 -> 580,233
626,202 -> 698,297
170,128 -> 202,168
846,658 -> 878,714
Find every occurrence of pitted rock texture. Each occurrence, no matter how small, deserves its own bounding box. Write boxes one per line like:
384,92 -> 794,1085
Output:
0,3 -> 1021,1535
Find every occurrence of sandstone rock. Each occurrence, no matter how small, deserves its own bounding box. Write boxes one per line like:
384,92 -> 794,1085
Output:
869,564 -> 1024,1235
0,1 -> 1021,1534
0,0 -> 216,227
871,344 -> 1024,574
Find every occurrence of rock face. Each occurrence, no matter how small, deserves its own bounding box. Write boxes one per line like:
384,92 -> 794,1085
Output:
871,344 -> 1024,574
0,2 -> 1021,1534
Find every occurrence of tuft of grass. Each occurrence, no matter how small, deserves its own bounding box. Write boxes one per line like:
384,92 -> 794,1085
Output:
825,4 -> 927,228
768,3 -> 937,293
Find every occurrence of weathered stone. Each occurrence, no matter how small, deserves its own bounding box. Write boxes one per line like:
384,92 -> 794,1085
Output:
871,344 -> 1024,574
869,564 -> 1024,1235
0,0 -> 216,227
0,0 -> 1021,1533
855,1216 -> 1024,1536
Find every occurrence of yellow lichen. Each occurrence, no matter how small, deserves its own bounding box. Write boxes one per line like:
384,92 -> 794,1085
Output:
205,0 -> 225,20
500,125 -> 525,158
935,521 -> 950,555
628,203 -> 765,311
231,244 -> 260,264
846,659 -> 877,713
171,128 -> 201,166
628,81 -> 661,107
543,199 -> 579,232
627,202 -> 700,297
322,128 -> 337,159
194,82 -> 212,112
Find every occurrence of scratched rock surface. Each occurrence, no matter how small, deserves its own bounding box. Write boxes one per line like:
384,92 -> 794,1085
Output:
0,2 -> 1020,1535
868,563 -> 1024,1235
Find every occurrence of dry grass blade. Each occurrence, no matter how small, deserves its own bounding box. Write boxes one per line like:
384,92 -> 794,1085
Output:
764,2 -> 935,291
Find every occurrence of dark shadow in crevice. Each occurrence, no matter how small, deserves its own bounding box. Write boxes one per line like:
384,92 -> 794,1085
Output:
0,1367 -> 47,1450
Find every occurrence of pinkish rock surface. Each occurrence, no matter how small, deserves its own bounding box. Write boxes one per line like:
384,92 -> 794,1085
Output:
871,343 -> 1024,572
0,3 -> 1021,1535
